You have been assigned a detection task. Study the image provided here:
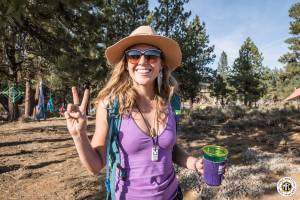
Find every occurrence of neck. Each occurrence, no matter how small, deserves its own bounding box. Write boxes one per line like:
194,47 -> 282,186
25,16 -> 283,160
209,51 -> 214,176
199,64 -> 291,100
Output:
133,82 -> 156,107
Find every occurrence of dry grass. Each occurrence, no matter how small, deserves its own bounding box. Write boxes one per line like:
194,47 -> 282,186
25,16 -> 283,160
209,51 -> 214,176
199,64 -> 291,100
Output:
0,105 -> 299,200
176,147 -> 300,200
176,105 -> 300,199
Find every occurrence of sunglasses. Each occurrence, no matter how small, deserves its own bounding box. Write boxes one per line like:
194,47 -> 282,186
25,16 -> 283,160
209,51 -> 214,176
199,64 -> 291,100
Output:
125,49 -> 162,64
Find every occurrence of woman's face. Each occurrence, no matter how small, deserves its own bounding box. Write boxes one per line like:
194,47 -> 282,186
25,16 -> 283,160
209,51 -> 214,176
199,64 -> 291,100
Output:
126,44 -> 162,87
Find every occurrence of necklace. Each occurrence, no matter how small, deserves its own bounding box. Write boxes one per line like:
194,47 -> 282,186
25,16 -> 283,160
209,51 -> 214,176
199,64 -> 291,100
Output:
135,100 -> 160,161
135,102 -> 157,138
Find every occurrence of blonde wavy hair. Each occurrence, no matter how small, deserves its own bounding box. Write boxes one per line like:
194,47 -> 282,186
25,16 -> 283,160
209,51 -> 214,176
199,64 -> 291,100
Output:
94,56 -> 178,124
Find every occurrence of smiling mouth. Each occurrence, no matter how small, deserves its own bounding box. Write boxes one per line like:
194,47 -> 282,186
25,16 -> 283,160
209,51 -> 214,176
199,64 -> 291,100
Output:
135,68 -> 152,75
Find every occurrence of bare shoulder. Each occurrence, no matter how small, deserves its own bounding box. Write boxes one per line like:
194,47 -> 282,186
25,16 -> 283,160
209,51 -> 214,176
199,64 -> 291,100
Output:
97,97 -> 110,110
90,98 -> 110,148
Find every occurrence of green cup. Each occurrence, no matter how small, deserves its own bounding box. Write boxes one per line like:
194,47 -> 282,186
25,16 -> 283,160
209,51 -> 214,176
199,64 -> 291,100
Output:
202,145 -> 228,162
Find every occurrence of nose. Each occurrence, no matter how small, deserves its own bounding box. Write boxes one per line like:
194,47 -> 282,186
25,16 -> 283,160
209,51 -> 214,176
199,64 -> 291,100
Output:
138,55 -> 148,64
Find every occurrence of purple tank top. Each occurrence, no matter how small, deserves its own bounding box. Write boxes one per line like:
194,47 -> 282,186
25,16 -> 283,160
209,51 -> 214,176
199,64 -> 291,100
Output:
115,104 -> 178,200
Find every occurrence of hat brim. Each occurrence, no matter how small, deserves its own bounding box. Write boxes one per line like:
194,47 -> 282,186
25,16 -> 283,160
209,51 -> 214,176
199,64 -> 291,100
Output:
105,35 -> 182,71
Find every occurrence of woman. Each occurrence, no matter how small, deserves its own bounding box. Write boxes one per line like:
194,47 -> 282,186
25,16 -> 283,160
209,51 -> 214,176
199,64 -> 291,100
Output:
65,26 -> 203,200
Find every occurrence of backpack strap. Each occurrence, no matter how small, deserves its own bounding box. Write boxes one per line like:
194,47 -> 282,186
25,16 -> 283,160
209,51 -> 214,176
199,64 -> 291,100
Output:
105,97 -> 124,200
105,94 -> 181,200
170,94 -> 181,127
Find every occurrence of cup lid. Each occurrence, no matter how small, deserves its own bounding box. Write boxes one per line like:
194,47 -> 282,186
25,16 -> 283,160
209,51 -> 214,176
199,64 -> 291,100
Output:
202,145 -> 228,158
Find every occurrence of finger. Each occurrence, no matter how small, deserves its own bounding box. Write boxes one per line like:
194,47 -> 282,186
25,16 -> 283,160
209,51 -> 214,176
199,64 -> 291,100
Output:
196,165 -> 203,173
67,103 -> 72,112
198,169 -> 204,175
65,109 -> 81,119
196,162 -> 203,170
67,103 -> 79,113
72,87 -> 80,105
199,158 -> 203,165
80,89 -> 90,112
68,111 -> 81,119
197,162 -> 203,169
196,158 -> 203,166
64,111 -> 71,120
195,159 -> 203,172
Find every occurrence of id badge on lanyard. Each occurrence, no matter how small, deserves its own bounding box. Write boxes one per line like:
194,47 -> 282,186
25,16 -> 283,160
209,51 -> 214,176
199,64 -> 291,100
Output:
151,145 -> 159,161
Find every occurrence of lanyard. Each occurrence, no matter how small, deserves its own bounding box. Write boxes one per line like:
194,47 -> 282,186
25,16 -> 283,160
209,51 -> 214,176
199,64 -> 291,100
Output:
135,102 -> 159,146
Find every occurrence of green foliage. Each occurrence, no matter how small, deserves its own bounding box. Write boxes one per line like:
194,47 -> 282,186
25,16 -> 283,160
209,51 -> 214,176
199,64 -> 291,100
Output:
261,67 -> 279,101
0,0 -> 108,87
175,16 -> 215,102
0,0 -> 217,115
151,0 -> 191,36
288,3 -> 300,35
218,51 -> 230,80
230,37 -> 267,106
0,0 -> 151,97
104,0 -> 149,46
278,3 -> 300,99
151,1 -> 215,102
211,51 -> 232,105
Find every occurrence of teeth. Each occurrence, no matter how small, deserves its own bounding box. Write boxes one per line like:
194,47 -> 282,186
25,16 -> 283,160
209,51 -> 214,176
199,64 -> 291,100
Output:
136,69 -> 151,73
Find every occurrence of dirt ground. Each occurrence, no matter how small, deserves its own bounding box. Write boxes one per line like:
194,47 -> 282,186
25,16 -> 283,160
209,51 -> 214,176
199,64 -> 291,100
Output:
1,108 -> 300,200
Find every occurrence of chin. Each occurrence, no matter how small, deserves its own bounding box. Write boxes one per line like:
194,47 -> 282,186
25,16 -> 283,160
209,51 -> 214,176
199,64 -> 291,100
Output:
134,77 -> 153,86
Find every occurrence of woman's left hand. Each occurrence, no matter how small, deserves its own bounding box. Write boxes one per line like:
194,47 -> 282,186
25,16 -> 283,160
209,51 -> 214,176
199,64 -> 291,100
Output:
194,158 -> 204,175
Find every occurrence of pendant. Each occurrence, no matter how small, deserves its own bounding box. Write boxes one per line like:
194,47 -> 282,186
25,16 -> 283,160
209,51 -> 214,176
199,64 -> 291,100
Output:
151,145 -> 159,161
150,128 -> 156,137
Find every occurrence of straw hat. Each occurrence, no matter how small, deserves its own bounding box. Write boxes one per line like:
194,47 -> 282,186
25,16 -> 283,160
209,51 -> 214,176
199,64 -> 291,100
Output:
105,25 -> 182,71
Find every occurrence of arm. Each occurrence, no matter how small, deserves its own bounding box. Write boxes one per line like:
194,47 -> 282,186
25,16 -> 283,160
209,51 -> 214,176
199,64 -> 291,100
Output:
172,144 -> 203,174
72,100 -> 109,175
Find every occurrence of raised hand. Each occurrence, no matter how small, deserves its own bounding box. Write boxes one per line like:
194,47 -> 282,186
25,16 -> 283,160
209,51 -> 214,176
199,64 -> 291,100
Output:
64,87 -> 90,137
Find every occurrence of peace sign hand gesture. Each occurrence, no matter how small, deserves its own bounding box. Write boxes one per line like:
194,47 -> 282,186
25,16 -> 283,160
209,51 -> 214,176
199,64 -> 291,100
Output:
64,87 -> 90,138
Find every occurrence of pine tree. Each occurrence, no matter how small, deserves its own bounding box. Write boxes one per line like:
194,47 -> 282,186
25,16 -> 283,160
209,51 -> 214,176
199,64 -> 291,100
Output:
230,37 -> 266,107
218,51 -> 230,80
175,16 -> 215,105
212,51 -> 231,106
0,0 -> 108,120
151,0 -> 214,106
151,0 -> 191,37
262,67 -> 280,102
93,0 -> 149,91
279,3 -> 300,97
104,0 -> 149,46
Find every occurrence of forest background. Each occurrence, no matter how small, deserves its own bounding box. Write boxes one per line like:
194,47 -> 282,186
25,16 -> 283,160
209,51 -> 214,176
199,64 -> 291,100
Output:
0,0 -> 299,120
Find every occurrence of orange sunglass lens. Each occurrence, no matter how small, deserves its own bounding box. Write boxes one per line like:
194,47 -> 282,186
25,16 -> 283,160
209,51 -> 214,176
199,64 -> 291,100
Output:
126,49 -> 161,64
127,55 -> 141,64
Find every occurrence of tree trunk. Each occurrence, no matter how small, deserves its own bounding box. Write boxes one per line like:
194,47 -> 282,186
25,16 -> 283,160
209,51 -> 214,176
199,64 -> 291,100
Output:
0,95 -> 8,112
189,97 -> 194,111
24,80 -> 31,118
8,67 -> 19,121
32,81 -> 40,118
7,86 -> 19,121
29,87 -> 35,115
221,97 -> 224,107
8,99 -> 18,121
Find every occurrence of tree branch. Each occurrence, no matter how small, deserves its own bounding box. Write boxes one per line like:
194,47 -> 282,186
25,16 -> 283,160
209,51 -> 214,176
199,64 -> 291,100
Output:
0,64 -> 10,68
0,69 -> 10,77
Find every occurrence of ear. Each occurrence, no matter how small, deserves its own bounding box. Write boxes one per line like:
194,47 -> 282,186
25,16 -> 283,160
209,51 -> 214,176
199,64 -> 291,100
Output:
160,61 -> 166,71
